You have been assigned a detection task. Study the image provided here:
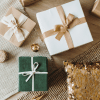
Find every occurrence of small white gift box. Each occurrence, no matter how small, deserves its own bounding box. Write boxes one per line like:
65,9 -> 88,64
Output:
36,0 -> 93,55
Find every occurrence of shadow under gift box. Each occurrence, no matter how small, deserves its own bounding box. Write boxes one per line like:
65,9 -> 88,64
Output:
19,56 -> 48,91
0,7 -> 36,47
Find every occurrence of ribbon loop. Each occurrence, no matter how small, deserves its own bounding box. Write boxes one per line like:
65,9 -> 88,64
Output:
22,73 -> 30,76
68,18 -> 80,29
66,13 -> 75,26
33,62 -> 39,71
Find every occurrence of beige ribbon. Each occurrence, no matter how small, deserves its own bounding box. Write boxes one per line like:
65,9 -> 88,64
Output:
43,6 -> 86,49
1,14 -> 29,42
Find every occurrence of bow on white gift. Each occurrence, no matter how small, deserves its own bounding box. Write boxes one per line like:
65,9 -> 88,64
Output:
1,14 -> 29,42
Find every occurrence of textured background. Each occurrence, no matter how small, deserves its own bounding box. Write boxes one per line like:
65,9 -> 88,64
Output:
0,0 -> 57,100
0,0 -> 100,99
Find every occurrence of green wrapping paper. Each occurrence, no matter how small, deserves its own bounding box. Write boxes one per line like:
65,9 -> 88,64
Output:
19,56 -> 48,91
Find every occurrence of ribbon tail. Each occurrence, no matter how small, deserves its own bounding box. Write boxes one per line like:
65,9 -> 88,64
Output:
55,32 -> 64,41
1,14 -> 17,27
43,29 -> 57,39
15,28 -> 29,42
64,31 -> 74,49
66,14 -> 75,26
26,73 -> 34,82
21,28 -> 29,38
19,71 -> 32,75
4,28 -> 14,40
14,28 -> 25,42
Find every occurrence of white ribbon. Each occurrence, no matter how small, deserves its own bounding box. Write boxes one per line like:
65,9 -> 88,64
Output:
19,57 -> 48,91
1,14 -> 29,42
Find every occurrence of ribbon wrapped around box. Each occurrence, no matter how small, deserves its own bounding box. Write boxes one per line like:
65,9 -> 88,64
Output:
36,0 -> 93,55
0,7 -> 36,47
92,0 -> 100,17
19,56 -> 48,91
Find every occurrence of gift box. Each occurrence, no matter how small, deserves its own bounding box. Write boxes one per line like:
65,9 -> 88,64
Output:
19,56 -> 48,91
19,0 -> 40,7
92,0 -> 100,17
36,0 -> 93,55
0,7 -> 36,47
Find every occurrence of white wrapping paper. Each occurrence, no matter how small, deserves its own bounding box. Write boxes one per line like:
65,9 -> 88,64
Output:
36,0 -> 93,55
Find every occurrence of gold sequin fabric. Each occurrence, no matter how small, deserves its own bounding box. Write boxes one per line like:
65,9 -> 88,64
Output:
65,62 -> 100,100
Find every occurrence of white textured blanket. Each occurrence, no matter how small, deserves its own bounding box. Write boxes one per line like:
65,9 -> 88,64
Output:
0,0 -> 55,99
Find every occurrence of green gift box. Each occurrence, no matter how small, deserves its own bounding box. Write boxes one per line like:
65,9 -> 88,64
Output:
18,56 -> 48,91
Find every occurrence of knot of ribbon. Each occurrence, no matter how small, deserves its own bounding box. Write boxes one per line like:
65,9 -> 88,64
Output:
19,59 -> 48,84
54,13 -> 80,41
19,62 -> 39,82
43,6 -> 86,49
11,20 -> 21,29
1,14 -> 29,42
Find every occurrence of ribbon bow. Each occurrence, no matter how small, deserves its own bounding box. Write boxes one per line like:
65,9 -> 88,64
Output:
54,13 -> 80,41
43,6 -> 86,49
19,62 -> 39,82
1,14 -> 29,42
19,61 -> 48,82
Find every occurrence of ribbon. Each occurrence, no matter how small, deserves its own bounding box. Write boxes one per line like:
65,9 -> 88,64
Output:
43,6 -> 86,49
19,57 -> 48,91
1,14 -> 29,42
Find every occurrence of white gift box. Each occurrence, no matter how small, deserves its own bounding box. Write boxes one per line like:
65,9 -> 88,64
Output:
36,0 -> 93,55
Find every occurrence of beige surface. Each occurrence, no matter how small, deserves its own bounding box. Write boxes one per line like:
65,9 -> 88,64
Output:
0,0 -> 26,99
7,0 -> 100,99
